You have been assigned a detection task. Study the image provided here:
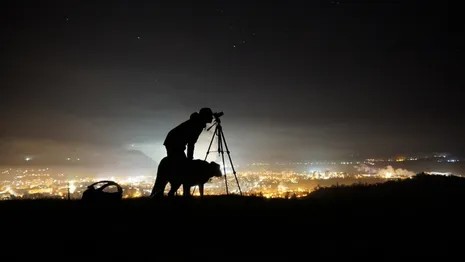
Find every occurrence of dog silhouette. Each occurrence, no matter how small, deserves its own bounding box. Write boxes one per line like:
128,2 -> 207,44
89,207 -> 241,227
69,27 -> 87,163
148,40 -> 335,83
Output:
151,157 -> 222,198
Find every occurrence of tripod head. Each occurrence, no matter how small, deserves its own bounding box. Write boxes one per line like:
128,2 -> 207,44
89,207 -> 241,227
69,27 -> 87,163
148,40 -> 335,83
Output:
207,111 -> 224,131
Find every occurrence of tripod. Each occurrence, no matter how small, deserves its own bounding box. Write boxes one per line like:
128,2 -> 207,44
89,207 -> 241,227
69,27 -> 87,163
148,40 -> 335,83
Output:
193,117 -> 242,196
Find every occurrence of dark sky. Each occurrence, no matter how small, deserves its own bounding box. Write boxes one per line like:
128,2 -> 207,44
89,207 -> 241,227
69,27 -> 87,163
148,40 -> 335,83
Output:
1,1 -> 463,164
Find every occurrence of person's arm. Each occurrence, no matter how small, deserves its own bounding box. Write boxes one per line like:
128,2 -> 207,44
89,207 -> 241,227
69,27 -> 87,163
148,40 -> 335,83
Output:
186,125 -> 203,160
187,142 -> 195,160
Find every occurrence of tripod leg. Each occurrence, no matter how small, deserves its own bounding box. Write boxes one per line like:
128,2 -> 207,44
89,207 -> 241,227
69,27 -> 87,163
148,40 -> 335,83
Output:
204,125 -> 218,161
218,128 -> 229,195
198,184 -> 204,199
219,128 -> 242,196
193,124 -> 219,196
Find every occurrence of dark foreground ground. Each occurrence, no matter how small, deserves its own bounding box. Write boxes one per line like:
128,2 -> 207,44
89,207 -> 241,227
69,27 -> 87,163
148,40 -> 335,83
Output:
1,174 -> 464,260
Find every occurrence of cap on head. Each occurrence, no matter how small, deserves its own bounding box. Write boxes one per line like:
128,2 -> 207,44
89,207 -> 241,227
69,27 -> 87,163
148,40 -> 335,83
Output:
197,107 -> 213,124
199,107 -> 213,117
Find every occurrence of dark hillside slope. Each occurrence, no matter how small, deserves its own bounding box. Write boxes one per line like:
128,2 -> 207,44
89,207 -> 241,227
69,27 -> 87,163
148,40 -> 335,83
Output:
1,174 -> 463,259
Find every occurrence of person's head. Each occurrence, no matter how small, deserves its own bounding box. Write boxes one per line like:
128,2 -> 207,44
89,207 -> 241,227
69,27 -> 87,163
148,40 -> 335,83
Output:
199,107 -> 213,124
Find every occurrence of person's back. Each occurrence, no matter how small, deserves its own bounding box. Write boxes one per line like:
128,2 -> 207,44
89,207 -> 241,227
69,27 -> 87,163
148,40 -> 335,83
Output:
163,108 -> 213,160
163,112 -> 204,152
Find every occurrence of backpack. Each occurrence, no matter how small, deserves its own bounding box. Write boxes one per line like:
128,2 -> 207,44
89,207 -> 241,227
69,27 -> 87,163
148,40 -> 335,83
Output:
81,180 -> 123,202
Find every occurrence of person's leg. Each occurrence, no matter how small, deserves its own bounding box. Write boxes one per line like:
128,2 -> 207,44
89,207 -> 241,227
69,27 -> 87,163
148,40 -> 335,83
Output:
168,182 -> 180,197
165,146 -> 187,195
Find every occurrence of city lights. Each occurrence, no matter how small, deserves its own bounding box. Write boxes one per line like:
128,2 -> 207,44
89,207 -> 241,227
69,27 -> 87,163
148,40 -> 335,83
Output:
0,165 -> 419,200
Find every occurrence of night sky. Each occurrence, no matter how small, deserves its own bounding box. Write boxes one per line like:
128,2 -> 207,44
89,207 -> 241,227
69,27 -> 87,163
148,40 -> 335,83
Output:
1,1 -> 462,164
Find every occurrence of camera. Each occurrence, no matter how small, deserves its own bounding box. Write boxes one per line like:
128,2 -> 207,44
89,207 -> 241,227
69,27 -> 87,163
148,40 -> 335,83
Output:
213,112 -> 224,119
207,111 -> 224,130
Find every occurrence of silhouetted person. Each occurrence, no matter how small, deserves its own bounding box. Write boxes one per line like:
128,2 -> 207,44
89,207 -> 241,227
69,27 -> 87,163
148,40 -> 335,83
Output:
163,107 -> 213,161
151,108 -> 213,197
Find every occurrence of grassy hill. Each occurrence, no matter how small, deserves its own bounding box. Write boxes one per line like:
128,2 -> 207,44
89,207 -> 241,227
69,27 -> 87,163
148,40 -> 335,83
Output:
1,173 -> 463,259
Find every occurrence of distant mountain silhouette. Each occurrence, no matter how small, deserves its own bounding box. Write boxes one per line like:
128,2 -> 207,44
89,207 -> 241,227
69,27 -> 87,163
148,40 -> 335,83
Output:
102,149 -> 158,169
